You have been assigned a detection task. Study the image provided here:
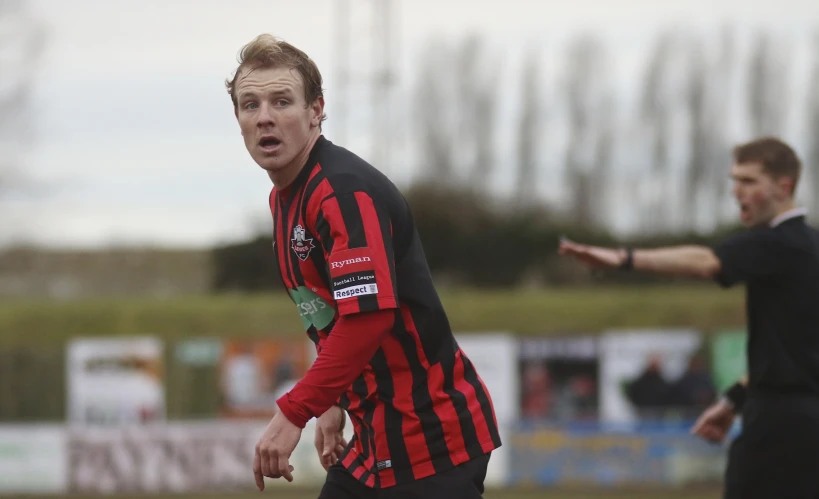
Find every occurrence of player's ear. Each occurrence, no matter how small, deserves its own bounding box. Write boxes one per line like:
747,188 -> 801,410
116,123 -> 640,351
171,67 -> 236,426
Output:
310,96 -> 325,128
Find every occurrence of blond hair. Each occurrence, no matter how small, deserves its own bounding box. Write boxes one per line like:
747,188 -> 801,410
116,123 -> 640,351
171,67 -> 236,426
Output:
226,34 -> 326,123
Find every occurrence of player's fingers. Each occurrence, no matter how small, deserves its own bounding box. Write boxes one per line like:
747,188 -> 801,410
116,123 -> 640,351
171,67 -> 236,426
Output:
278,455 -> 294,482
321,431 -> 336,458
260,445 -> 274,478
321,455 -> 332,472
314,430 -> 324,453
253,451 -> 265,491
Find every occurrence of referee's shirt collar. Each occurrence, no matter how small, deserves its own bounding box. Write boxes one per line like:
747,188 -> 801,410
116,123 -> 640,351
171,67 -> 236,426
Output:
770,207 -> 808,228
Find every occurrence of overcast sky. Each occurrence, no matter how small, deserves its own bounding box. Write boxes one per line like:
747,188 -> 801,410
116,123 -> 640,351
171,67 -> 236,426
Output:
1,0 -> 817,249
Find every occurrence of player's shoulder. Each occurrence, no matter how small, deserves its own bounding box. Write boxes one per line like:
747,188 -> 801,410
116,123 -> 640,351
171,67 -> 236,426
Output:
314,137 -> 400,200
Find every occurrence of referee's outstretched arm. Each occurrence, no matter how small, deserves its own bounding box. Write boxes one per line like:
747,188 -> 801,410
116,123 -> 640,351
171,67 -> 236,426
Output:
557,239 -> 721,279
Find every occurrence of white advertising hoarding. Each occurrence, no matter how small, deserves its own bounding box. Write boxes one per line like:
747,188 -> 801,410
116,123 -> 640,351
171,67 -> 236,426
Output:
67,337 -> 166,425
0,425 -> 67,494
66,420 -> 350,493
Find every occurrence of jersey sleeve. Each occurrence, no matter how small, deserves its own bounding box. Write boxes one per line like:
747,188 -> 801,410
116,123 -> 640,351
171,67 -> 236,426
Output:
314,190 -> 398,316
712,229 -> 792,287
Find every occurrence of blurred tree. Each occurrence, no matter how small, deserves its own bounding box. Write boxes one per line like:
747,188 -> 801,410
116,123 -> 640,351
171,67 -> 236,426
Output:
705,27 -> 737,227
415,37 -> 456,185
459,36 -> 497,195
211,236 -> 279,292
684,40 -> 714,231
563,35 -> 612,229
414,35 -> 497,193
639,31 -> 677,233
515,45 -> 543,211
746,30 -> 790,137
0,0 -> 46,198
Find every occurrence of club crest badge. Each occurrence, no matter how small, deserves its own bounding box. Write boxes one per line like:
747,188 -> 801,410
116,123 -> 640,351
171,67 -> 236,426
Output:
291,225 -> 315,261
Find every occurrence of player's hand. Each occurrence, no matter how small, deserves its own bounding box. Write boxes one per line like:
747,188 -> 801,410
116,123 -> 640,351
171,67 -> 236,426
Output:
558,238 -> 625,268
314,405 -> 348,471
690,398 -> 735,444
253,411 -> 302,490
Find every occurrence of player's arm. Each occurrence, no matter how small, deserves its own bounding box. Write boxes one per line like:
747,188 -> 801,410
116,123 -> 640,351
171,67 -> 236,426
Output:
276,188 -> 399,428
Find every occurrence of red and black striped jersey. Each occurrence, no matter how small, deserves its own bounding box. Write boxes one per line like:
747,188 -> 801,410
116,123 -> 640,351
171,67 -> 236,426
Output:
270,136 -> 501,488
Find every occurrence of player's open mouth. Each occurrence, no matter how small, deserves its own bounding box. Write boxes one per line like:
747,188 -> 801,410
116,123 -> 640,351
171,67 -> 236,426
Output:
259,137 -> 281,152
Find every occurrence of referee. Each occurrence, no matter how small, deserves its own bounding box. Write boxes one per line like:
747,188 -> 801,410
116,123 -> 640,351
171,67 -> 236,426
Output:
559,137 -> 819,498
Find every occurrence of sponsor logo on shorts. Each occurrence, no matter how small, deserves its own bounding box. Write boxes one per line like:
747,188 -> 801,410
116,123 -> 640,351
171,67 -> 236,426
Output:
376,459 -> 392,471
333,283 -> 378,300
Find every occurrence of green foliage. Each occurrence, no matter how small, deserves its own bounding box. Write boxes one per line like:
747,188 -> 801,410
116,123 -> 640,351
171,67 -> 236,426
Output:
0,285 -> 744,347
208,184 -> 744,291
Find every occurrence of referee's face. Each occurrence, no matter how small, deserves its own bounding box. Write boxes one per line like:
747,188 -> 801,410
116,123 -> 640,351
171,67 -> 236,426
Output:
731,162 -> 781,227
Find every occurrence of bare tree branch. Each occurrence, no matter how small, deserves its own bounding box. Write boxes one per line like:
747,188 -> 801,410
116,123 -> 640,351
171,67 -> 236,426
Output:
515,46 -> 542,210
638,30 -> 682,234
0,0 -> 46,198
563,34 -> 611,228
747,30 -> 790,137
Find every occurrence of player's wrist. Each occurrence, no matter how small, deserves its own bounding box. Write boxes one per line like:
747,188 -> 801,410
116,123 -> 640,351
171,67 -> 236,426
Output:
276,394 -> 309,429
332,404 -> 345,431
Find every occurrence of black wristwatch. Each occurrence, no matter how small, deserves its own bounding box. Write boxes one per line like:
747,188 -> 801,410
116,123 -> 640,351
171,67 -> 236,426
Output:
722,382 -> 747,414
619,247 -> 634,270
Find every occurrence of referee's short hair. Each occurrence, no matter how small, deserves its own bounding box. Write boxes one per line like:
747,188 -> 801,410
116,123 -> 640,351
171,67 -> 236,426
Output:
733,137 -> 802,194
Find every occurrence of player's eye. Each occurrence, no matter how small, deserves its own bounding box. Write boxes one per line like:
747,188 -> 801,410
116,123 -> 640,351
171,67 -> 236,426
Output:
243,101 -> 259,110
274,99 -> 289,107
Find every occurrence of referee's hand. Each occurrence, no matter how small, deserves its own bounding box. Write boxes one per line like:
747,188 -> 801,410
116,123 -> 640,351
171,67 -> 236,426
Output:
558,238 -> 625,268
691,398 -> 735,444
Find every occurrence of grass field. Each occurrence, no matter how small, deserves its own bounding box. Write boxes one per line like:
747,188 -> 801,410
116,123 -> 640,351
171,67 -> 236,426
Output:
0,285 -> 745,346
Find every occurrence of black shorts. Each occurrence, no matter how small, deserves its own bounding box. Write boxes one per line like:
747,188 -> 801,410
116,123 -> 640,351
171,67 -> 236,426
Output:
317,453 -> 491,499
724,393 -> 819,499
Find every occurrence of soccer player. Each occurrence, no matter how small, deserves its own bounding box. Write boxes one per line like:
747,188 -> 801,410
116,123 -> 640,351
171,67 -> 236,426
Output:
226,35 -> 501,498
558,137 -> 819,498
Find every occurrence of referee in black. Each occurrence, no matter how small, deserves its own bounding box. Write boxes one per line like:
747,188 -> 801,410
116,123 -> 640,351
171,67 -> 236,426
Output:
559,136 -> 819,498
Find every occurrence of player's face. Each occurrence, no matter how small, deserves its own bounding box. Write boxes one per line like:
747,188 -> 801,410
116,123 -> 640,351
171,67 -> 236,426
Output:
234,66 -> 324,174
730,162 -> 789,227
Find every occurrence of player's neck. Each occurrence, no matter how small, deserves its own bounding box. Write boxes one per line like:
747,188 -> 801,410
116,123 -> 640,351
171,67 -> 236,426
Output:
268,131 -> 321,189
774,200 -> 797,218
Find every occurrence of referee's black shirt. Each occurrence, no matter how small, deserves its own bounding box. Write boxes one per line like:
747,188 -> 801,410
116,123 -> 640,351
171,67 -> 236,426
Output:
714,208 -> 819,397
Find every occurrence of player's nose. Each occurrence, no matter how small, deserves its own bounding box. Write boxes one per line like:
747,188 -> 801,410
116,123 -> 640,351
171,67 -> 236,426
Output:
256,102 -> 276,128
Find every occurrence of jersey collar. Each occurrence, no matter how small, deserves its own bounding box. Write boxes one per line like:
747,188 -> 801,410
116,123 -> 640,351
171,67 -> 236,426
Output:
277,135 -> 327,200
770,207 -> 808,227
